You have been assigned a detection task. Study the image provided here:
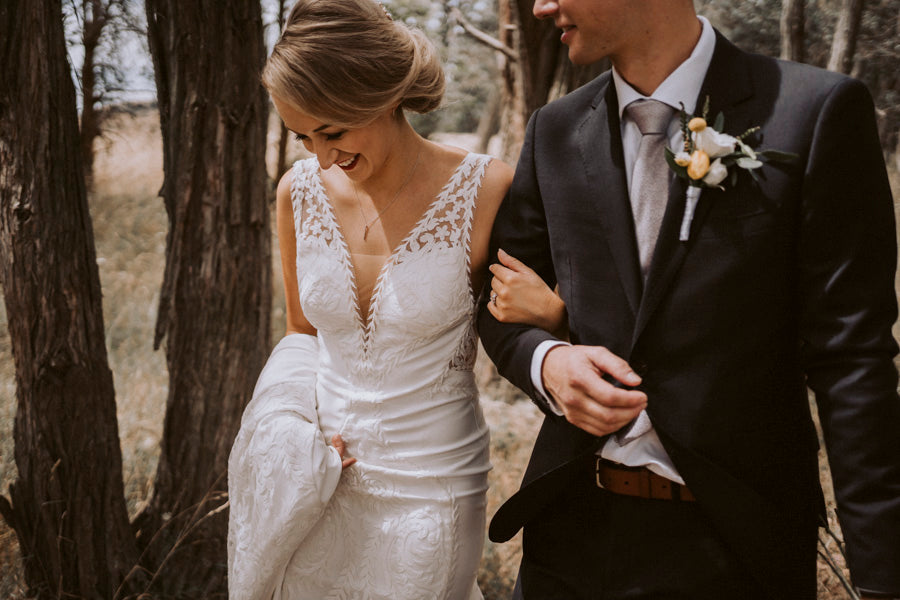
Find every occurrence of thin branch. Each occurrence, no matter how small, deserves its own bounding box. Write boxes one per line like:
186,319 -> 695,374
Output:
817,524 -> 860,600
449,7 -> 517,62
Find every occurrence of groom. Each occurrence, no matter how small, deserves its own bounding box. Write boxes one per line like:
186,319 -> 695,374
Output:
478,0 -> 900,598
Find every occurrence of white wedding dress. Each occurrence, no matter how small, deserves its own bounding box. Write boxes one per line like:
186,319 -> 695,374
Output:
228,153 -> 493,600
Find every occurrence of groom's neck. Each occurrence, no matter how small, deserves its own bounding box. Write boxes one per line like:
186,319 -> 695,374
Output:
611,7 -> 702,97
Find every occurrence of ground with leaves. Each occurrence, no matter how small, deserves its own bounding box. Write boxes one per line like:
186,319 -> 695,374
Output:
2,107 -> 896,599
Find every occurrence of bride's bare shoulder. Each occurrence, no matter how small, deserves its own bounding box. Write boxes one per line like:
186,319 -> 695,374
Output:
425,141 -> 468,169
428,141 -> 513,191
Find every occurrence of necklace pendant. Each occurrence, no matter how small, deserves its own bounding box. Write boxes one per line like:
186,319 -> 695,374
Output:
363,224 -> 370,241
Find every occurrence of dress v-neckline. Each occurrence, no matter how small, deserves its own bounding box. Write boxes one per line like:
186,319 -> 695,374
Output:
311,153 -> 473,341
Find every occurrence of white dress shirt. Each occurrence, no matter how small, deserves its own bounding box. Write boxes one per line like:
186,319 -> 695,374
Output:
529,16 -> 717,484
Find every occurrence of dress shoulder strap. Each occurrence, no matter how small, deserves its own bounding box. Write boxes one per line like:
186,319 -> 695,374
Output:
437,152 -> 491,257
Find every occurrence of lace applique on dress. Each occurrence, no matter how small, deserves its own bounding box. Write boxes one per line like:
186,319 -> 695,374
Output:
292,153 -> 489,383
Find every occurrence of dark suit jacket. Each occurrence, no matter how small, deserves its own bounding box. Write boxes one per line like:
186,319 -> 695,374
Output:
478,32 -> 900,597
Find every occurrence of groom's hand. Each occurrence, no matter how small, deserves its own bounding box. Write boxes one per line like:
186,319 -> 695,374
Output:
542,345 -> 647,437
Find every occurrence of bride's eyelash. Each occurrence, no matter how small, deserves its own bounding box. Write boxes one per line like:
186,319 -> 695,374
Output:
293,132 -> 345,142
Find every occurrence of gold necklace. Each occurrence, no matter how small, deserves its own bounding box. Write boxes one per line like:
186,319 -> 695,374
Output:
353,147 -> 422,241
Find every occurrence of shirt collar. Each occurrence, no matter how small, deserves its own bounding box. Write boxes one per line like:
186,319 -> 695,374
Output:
613,16 -> 716,118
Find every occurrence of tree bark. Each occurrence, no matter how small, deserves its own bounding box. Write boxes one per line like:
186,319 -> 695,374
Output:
79,0 -> 108,188
780,0 -> 806,62
475,89 -> 501,154
275,0 -> 290,182
137,0 -> 271,595
0,0 -> 141,598
497,0 -> 605,161
828,0 -> 866,73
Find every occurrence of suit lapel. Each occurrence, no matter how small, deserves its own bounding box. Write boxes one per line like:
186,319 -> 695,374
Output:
578,81 -> 642,316
633,33 -> 755,343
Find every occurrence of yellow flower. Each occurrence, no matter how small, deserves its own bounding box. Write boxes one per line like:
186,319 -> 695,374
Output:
688,117 -> 707,132
687,150 -> 710,180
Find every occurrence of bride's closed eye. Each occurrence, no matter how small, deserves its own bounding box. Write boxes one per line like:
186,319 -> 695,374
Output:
293,131 -> 345,142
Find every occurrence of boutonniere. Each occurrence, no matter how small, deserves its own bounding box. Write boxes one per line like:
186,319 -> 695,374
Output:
664,97 -> 796,240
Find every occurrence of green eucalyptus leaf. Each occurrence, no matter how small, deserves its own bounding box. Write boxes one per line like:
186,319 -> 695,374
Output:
748,167 -> 761,183
757,149 -> 799,163
713,112 -> 725,132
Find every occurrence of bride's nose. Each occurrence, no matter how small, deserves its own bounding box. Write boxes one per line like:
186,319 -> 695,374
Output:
315,145 -> 338,170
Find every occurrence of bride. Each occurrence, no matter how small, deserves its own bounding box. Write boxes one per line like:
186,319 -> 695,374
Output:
227,1 -> 565,598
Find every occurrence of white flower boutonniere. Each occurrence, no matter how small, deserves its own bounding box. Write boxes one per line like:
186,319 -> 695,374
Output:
665,97 -> 797,240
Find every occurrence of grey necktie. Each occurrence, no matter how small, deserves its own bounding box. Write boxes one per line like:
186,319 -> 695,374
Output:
615,100 -> 674,445
626,99 -> 675,278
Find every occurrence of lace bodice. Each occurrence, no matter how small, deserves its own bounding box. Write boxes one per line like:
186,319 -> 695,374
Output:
291,153 -> 489,387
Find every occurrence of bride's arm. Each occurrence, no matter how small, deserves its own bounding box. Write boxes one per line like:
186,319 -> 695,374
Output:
488,249 -> 567,339
276,170 -> 318,337
276,171 -> 356,469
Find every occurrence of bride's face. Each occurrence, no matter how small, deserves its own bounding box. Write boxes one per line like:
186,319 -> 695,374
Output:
271,94 -> 398,182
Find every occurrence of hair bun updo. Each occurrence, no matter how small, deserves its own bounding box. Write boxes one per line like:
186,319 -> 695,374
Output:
262,0 -> 445,127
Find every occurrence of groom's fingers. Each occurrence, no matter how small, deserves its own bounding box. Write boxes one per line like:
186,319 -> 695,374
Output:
544,346 -> 645,406
543,345 -> 647,436
583,346 -> 642,388
566,403 -> 645,438
561,376 -> 646,433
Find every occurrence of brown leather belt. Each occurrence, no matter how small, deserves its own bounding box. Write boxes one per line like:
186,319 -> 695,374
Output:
595,458 -> 696,502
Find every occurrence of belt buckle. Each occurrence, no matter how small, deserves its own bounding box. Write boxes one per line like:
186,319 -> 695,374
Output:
594,458 -> 606,489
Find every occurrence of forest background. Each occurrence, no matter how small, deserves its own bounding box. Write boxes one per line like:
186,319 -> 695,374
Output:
1,0 -> 898,598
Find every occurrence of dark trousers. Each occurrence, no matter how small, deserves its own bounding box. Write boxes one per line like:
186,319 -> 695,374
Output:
514,457 -> 813,600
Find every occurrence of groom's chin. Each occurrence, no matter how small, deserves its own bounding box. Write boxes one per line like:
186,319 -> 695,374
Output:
564,45 -> 607,68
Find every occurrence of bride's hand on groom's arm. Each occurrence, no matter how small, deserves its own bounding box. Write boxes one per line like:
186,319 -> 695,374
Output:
541,345 -> 647,437
488,248 -> 567,338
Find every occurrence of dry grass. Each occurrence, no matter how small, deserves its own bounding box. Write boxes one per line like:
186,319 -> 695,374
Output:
1,108 -> 897,599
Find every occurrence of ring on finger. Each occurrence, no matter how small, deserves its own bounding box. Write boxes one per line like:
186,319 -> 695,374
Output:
490,292 -> 498,305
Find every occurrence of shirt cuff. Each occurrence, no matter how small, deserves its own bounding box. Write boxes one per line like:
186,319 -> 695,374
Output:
530,340 -> 570,416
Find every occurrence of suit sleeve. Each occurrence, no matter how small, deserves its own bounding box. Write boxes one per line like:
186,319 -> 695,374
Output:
798,77 -> 900,594
477,108 -> 561,415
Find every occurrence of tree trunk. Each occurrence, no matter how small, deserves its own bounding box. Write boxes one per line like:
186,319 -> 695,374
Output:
497,0 -> 527,162
0,0 -> 141,598
79,0 -> 106,188
276,123 -> 290,184
475,89 -> 501,154
828,0 -> 866,73
498,0 -> 606,161
137,0 -> 271,595
275,0 -> 290,182
780,0 -> 806,62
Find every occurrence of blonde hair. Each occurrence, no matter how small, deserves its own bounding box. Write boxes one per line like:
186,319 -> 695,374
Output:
262,0 -> 445,127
